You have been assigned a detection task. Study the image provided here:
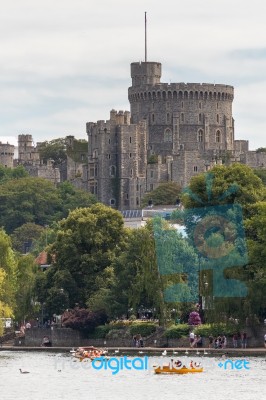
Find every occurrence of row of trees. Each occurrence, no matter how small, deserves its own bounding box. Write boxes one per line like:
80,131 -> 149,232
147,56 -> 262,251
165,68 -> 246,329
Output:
1,163 -> 266,334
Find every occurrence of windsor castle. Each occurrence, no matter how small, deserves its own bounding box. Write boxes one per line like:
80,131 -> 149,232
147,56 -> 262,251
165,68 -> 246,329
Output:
1,59 -> 266,210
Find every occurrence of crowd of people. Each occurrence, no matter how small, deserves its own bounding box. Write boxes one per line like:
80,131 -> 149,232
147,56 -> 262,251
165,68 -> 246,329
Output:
189,331 -> 249,348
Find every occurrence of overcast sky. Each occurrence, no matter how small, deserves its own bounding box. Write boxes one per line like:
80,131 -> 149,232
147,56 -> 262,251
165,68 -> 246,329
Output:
1,0 -> 266,149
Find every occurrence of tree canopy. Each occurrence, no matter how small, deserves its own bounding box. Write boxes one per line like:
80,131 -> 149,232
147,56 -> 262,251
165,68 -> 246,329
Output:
141,182 -> 182,207
0,177 -> 96,234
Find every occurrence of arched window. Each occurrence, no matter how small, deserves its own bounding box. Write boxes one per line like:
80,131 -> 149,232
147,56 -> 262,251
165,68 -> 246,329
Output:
198,129 -> 203,142
217,114 -> 219,123
216,130 -> 221,143
164,128 -> 172,142
199,113 -> 202,123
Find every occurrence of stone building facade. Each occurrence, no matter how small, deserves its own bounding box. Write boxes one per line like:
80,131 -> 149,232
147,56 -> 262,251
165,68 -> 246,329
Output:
0,142 -> 15,168
16,134 -> 60,185
87,60 -> 265,209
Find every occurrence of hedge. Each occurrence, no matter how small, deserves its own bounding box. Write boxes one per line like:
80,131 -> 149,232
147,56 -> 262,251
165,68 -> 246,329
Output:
129,323 -> 157,337
194,323 -> 236,337
164,324 -> 190,339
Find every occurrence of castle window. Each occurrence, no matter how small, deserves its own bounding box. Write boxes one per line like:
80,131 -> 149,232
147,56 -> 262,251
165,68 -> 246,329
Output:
130,169 -> 133,176
217,102 -> 219,109
166,113 -> 170,123
129,137 -> 132,143
129,153 -> 132,158
126,193 -> 129,200
198,129 -> 203,142
181,102 -> 184,109
199,102 -> 202,109
89,167 -> 94,177
193,166 -> 198,172
164,128 -> 172,142
110,165 -> 116,177
150,184 -> 154,191
199,114 -> 202,123
108,154 -> 111,159
93,150 -> 98,159
108,138 -> 111,144
136,197 -> 139,206
95,166 -> 98,177
152,113 -> 155,123
181,113 -> 184,122
150,170 -> 154,178
216,130 -> 221,143
110,199 -> 116,206
136,183 -> 139,191
217,114 -> 219,123
81,154 -> 85,161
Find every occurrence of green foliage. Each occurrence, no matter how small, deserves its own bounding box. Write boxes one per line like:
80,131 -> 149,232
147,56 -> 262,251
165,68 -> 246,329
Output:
0,177 -> 62,233
0,177 -> 97,234
0,165 -> 28,183
253,169 -> 266,185
164,324 -> 190,338
183,164 -> 265,212
147,154 -> 158,164
38,138 -> 67,166
89,325 -> 112,338
14,254 -> 37,322
194,323 -> 236,337
141,182 -> 182,207
11,223 -> 45,253
129,322 -> 157,337
57,181 -> 97,218
40,204 -> 125,310
0,229 -> 17,319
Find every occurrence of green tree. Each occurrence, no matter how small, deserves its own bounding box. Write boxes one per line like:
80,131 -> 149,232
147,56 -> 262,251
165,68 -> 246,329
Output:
141,182 -> 182,207
58,181 -> 97,218
38,138 -> 67,167
0,230 -> 17,321
15,254 -> 37,323
0,165 -> 28,184
0,178 -> 62,233
41,204 -> 125,310
11,223 -> 45,253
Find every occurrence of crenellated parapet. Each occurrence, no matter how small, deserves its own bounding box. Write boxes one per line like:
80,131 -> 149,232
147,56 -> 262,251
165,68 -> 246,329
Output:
129,83 -> 234,102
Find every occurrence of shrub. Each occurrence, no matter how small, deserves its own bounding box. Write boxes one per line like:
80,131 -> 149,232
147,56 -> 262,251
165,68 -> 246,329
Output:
164,324 -> 190,339
89,325 -> 111,339
194,323 -> 236,337
129,323 -> 157,337
61,308 -> 107,333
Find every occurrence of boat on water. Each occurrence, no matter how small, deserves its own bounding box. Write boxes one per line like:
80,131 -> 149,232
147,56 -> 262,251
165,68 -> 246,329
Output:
71,346 -> 108,361
154,365 -> 203,374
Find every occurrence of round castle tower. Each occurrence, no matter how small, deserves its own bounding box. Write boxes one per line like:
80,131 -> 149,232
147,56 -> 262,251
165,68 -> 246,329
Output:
128,62 -> 234,158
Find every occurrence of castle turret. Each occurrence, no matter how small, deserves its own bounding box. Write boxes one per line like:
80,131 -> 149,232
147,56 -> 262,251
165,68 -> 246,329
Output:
130,62 -> 161,87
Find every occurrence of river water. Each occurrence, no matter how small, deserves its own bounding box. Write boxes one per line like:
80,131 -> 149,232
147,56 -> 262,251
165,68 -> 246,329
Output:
0,351 -> 265,400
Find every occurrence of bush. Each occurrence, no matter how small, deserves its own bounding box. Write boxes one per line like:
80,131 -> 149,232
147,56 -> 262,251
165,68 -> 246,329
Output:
89,325 -> 111,339
164,324 -> 190,339
129,323 -> 157,337
61,308 -> 107,333
194,323 -> 236,337
188,311 -> 201,326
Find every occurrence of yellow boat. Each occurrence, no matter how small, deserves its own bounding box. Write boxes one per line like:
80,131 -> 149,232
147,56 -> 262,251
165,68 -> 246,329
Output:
154,366 -> 203,374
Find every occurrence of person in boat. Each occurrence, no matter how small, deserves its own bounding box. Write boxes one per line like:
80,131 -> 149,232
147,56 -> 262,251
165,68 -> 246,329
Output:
174,360 -> 182,367
190,360 -> 194,368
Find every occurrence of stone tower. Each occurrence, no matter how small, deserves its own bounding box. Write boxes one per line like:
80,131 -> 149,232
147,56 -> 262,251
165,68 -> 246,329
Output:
87,110 -> 147,210
129,61 -> 234,155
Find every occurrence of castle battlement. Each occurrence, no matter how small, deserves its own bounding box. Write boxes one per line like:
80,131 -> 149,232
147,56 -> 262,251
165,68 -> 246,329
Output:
129,83 -> 234,102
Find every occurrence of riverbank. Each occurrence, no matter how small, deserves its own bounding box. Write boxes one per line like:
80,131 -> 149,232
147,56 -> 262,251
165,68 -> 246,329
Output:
0,346 -> 265,356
